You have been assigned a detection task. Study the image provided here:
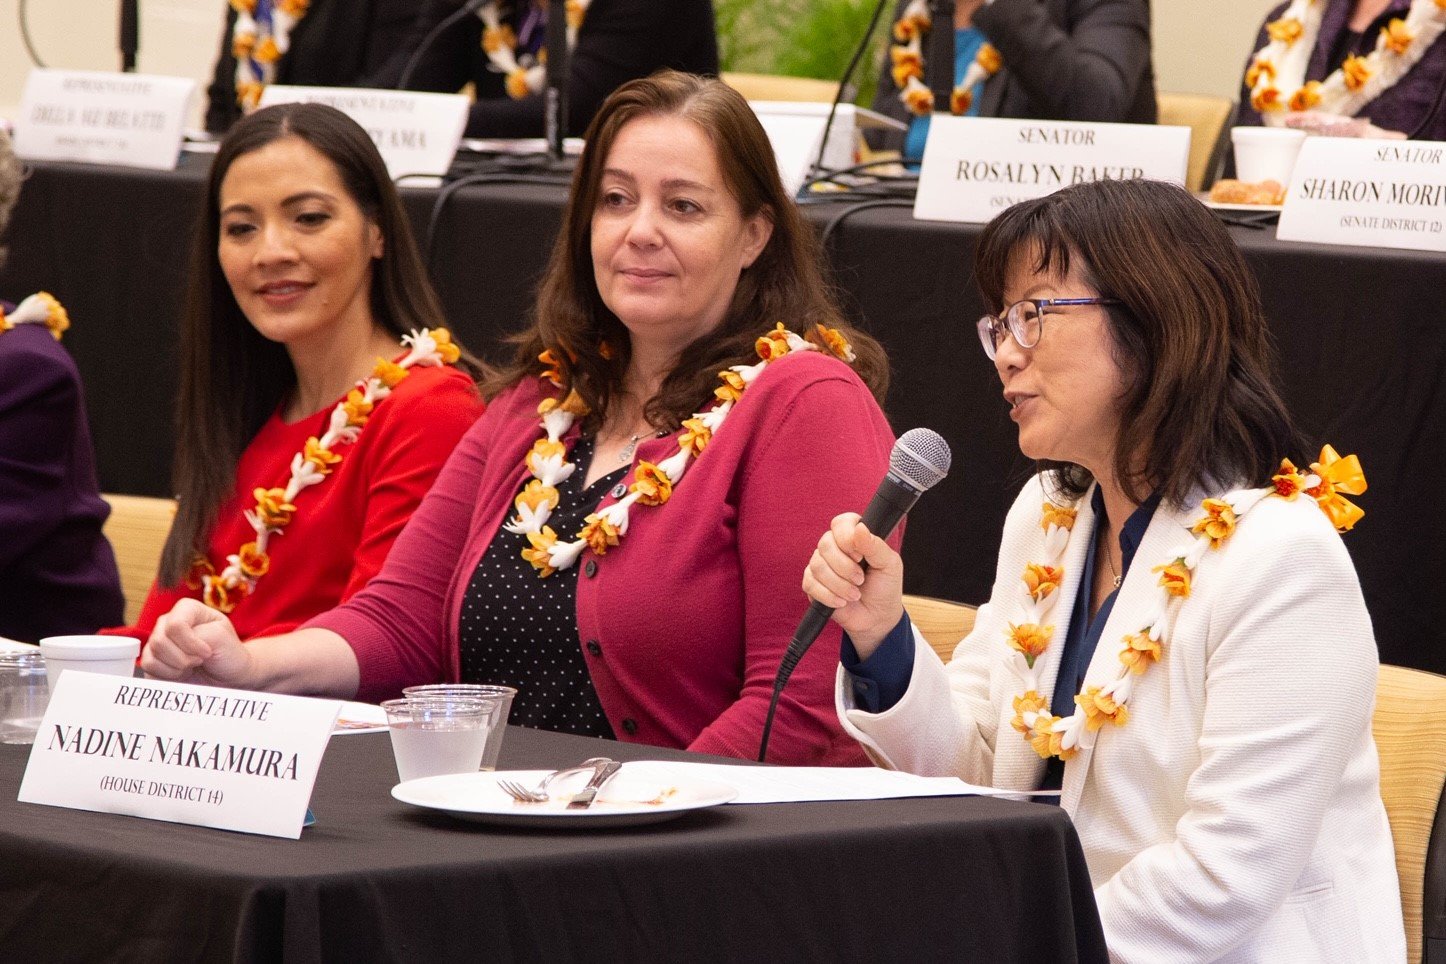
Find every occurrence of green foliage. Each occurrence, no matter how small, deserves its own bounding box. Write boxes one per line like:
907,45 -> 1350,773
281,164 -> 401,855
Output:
714,0 -> 891,106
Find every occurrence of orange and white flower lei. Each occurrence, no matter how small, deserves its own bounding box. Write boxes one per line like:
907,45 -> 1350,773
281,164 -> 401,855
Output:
477,1 -> 591,101
229,0 -> 312,112
1245,0 -> 1446,118
192,328 -> 461,613
889,0 -> 1003,117
0,292 -> 69,341
509,323 -> 857,578
1010,445 -> 1367,762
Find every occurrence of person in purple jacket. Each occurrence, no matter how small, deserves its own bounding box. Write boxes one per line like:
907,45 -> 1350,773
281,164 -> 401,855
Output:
140,73 -> 898,765
1236,0 -> 1446,140
0,131 -> 123,642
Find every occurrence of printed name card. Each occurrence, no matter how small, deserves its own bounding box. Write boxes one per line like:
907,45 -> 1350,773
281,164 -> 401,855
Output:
1277,138 -> 1446,253
260,86 -> 469,180
18,672 -> 339,839
14,69 -> 195,171
914,116 -> 1190,223
753,112 -> 829,197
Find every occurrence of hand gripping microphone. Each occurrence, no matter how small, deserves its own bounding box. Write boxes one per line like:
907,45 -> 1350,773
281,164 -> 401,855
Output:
757,428 -> 952,762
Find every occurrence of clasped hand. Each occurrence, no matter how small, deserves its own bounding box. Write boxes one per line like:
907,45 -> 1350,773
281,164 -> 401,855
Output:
801,512 -> 906,660
140,598 -> 254,687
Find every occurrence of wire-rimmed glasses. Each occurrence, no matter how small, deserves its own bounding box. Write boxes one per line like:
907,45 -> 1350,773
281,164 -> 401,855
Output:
976,297 -> 1123,360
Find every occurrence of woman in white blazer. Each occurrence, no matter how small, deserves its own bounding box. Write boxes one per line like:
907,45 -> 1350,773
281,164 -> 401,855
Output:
804,179 -> 1404,962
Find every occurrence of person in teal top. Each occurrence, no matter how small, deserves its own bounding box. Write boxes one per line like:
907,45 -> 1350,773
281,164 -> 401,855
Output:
903,24 -> 987,161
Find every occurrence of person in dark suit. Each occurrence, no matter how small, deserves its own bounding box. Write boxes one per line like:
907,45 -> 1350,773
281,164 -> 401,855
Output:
366,0 -> 719,138
0,131 -> 124,641
205,0 -> 422,134
870,0 -> 1156,159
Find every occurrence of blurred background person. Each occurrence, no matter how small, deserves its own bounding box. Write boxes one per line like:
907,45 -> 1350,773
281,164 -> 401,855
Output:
206,0 -> 423,134
804,179 -> 1403,959
1236,0 -> 1446,140
112,103 -> 482,643
871,0 -> 1156,160
143,73 -> 895,766
0,131 -> 123,642
368,0 -> 719,138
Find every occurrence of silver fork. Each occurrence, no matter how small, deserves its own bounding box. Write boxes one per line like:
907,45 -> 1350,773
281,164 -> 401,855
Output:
497,757 -> 611,803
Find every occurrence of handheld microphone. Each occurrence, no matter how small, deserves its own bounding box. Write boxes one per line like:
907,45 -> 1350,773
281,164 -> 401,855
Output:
757,428 -> 952,762
120,0 -> 139,72
544,0 -> 570,162
397,0 -> 489,92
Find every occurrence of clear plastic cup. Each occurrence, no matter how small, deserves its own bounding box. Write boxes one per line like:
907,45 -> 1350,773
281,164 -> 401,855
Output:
0,651 -> 50,744
382,696 -> 493,783
402,684 -> 517,770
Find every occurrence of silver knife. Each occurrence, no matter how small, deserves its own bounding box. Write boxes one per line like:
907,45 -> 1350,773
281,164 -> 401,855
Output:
566,760 -> 622,810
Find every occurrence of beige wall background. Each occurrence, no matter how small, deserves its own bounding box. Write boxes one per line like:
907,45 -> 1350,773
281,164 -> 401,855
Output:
0,1 -> 1282,125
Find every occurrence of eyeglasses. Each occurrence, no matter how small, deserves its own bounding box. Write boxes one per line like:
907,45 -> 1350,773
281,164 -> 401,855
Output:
976,297 -> 1123,360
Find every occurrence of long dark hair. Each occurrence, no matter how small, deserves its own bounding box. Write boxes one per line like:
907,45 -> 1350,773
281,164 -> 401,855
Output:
160,102 -> 476,585
974,178 -> 1304,507
480,70 -> 889,428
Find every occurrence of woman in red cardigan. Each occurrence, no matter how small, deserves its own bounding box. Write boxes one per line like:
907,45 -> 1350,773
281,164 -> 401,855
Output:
142,73 -> 895,765
115,103 -> 482,643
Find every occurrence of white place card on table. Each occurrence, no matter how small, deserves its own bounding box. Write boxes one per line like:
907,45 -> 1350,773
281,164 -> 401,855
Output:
260,86 -> 469,180
754,112 -> 829,197
18,672 -> 339,839
13,69 -> 195,171
914,116 -> 1190,223
1277,138 -> 1446,253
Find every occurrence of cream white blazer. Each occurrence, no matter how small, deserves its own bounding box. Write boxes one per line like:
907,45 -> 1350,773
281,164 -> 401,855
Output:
838,477 -> 1405,963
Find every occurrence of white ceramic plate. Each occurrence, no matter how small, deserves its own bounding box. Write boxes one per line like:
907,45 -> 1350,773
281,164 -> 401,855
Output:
332,701 -> 389,735
1199,199 -> 1284,214
391,761 -> 737,828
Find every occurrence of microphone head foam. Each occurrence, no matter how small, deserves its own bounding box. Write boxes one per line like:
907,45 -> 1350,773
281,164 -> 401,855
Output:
889,428 -> 951,493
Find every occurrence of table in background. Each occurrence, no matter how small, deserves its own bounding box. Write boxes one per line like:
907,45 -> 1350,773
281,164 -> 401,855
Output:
2,156 -> 1443,672
0,726 -> 1105,962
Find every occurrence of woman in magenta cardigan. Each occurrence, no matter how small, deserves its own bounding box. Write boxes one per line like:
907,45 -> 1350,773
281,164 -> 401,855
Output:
142,72 -> 896,765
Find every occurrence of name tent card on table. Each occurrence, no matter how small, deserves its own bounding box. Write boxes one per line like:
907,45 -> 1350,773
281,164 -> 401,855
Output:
913,116 -> 1190,223
1277,138 -> 1446,253
14,69 -> 195,171
259,86 -> 469,181
18,672 -> 339,839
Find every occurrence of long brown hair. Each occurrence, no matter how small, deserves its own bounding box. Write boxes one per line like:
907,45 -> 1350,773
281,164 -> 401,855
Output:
974,178 -> 1303,507
481,70 -> 888,428
159,102 -> 479,586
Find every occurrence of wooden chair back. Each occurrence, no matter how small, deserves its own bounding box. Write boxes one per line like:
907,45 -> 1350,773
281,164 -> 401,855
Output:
1374,664 -> 1446,964
721,71 -> 840,104
901,594 -> 977,664
1156,91 -> 1235,192
101,494 -> 175,625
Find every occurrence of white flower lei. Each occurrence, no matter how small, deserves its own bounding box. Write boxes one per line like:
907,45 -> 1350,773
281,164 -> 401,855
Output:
1010,448 -> 1367,762
477,0 -> 592,100
0,292 -> 69,340
1245,0 -> 1446,119
193,328 -> 461,613
228,0 -> 312,112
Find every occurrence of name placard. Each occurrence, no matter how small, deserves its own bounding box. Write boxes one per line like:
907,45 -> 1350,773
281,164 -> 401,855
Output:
260,86 -> 469,180
1277,138 -> 1446,253
914,116 -> 1190,223
18,672 -> 339,839
753,113 -> 828,196
14,69 -> 195,171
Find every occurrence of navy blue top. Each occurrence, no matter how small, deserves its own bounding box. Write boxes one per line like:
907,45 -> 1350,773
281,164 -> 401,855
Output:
843,486 -> 1159,792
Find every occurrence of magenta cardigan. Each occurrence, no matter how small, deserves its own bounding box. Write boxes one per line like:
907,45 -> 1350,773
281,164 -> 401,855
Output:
309,349 -> 894,764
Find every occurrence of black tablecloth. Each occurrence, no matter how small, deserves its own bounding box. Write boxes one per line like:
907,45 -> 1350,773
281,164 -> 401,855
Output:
1,155 -> 1443,672
0,726 -> 1105,962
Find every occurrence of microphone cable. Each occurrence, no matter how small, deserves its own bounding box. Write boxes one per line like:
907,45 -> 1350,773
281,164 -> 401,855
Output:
20,0 -> 47,68
422,170 -> 572,268
397,0 -> 490,92
810,0 -> 892,181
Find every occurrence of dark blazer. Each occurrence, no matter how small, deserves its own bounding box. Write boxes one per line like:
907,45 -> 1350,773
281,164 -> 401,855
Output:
206,0 -> 422,133
366,0 -> 719,138
0,319 -> 123,642
870,0 -> 1156,151
1235,0 -> 1446,141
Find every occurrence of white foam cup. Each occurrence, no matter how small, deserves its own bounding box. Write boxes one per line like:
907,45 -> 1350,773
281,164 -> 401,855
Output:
38,635 -> 141,694
1230,126 -> 1307,186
